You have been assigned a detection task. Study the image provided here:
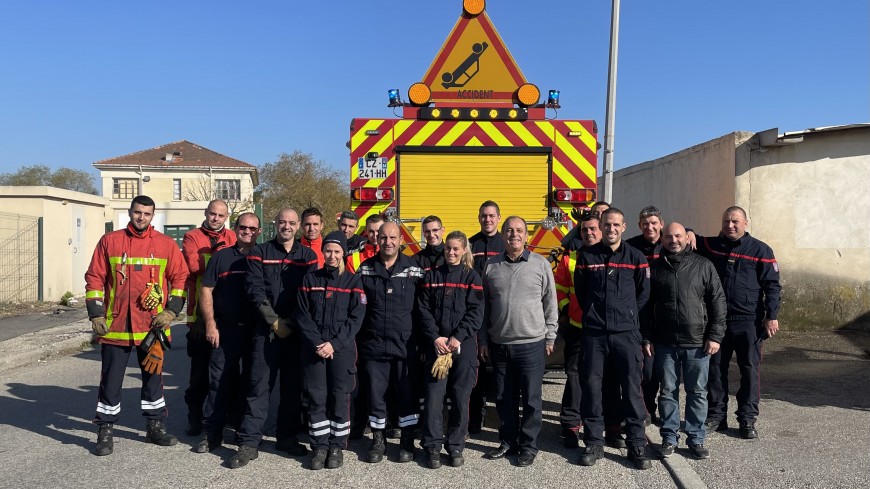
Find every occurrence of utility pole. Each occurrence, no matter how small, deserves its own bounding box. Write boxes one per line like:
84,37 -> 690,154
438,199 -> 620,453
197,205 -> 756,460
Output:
602,0 -> 620,203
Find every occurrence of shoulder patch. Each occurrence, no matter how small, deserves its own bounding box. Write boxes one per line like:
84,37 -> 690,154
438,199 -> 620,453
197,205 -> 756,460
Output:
645,268 -> 651,279
360,293 -> 367,305
772,262 -> 779,273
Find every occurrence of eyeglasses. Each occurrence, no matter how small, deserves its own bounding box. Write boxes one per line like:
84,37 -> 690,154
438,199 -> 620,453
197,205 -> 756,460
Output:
238,225 -> 259,232
423,228 -> 442,234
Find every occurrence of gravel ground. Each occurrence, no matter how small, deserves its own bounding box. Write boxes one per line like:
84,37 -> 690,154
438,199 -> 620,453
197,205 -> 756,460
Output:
1,329 -> 867,488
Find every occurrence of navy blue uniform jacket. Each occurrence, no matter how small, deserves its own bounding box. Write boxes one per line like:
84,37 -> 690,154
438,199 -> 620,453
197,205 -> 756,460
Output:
695,232 -> 781,321
356,253 -> 424,360
295,267 -> 366,353
417,263 -> 484,344
246,239 -> 318,327
574,241 -> 650,332
201,246 -> 252,326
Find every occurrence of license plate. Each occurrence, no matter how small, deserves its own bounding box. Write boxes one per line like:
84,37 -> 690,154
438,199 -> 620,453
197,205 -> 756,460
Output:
357,157 -> 388,180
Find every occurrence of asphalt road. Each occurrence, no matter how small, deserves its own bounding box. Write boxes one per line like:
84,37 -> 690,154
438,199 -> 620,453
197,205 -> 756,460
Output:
0,306 -> 87,342
0,328 -> 868,489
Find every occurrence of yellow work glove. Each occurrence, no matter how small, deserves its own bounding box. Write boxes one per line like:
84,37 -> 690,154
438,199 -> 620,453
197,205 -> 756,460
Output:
431,353 -> 453,380
271,318 -> 293,339
151,310 -> 176,330
91,317 -> 109,336
141,341 -> 165,375
139,283 -> 163,311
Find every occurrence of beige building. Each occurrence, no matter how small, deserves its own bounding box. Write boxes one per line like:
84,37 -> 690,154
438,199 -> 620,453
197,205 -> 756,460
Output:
93,140 -> 258,244
0,186 -> 108,302
604,124 -> 870,330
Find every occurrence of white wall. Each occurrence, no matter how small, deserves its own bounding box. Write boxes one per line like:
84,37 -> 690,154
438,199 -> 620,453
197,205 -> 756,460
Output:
604,132 -> 752,236
607,127 -> 870,330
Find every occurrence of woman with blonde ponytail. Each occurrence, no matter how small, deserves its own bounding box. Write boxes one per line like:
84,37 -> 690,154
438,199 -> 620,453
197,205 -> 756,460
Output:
416,230 -> 483,469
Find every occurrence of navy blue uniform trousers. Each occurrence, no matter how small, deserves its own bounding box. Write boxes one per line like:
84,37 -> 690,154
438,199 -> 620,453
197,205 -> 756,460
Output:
707,318 -> 763,423
184,326 -> 211,424
94,343 -> 167,425
302,345 -> 357,449
580,329 -> 646,448
202,325 -> 252,434
237,331 -> 303,447
422,340 -> 478,452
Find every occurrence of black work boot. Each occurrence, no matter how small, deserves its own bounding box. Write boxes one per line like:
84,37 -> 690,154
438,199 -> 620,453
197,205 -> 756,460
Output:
367,430 -> 386,463
94,424 -> 114,456
397,429 -> 416,463
627,445 -> 652,470
605,430 -> 627,449
309,448 -> 328,470
705,418 -> 728,432
145,419 -> 178,446
326,447 -> 344,469
739,420 -> 758,439
578,445 -> 603,466
427,449 -> 442,469
228,445 -> 258,469
449,449 -> 465,467
194,431 -> 222,453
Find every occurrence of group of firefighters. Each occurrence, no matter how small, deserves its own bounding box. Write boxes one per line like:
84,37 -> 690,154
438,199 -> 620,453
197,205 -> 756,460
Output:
84,194 -> 780,472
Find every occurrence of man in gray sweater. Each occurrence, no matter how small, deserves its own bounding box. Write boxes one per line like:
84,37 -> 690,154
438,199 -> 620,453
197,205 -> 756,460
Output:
479,216 -> 558,467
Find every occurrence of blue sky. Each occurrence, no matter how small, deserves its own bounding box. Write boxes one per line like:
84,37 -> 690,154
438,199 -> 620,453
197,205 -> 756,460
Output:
0,0 -> 866,185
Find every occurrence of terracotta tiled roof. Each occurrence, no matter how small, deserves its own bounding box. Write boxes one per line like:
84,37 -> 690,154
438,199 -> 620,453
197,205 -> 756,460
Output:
93,140 -> 255,169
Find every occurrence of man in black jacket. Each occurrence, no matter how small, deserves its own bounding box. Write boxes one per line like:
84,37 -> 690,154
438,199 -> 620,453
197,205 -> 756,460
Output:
357,221 -> 425,464
229,208 -> 318,468
642,223 -> 726,460
468,201 -> 504,434
415,215 -> 446,272
625,205 -> 665,428
694,206 -> 781,439
573,208 -> 652,470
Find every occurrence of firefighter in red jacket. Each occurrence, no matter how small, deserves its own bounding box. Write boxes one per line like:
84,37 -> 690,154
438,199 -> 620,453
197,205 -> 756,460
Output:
181,199 -> 237,436
345,214 -> 383,273
300,207 -> 325,267
85,195 -> 188,456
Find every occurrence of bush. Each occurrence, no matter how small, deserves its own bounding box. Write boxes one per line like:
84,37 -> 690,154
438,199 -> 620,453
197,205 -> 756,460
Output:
60,291 -> 76,307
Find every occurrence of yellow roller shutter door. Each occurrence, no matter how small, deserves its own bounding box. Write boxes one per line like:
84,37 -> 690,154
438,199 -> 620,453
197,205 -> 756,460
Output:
399,152 -> 550,240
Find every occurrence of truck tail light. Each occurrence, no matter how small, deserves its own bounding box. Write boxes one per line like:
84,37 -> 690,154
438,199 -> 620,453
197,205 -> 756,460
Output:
352,188 -> 393,201
553,188 -> 595,203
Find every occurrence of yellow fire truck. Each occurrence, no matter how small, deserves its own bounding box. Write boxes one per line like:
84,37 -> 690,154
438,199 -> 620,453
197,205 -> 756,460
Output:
349,0 -> 598,256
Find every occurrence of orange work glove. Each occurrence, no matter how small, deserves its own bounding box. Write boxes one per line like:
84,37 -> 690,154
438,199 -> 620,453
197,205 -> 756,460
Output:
141,341 -> 165,375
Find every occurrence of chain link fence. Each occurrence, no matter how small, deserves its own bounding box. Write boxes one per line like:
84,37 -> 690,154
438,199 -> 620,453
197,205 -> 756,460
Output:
0,212 -> 42,302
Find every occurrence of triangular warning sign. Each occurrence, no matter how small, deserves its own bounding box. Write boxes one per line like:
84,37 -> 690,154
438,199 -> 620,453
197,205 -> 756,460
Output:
421,8 -> 527,106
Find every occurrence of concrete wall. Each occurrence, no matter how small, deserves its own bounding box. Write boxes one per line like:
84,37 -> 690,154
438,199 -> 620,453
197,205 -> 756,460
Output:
739,127 -> 870,330
603,132 -> 753,236
0,187 -> 109,301
607,126 -> 870,330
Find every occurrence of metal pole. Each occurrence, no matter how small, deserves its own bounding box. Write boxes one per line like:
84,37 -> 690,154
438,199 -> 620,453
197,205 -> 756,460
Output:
37,217 -> 44,302
602,0 -> 620,204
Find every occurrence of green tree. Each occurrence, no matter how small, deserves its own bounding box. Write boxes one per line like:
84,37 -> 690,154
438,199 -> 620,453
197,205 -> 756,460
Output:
0,165 -> 98,195
258,151 -> 349,231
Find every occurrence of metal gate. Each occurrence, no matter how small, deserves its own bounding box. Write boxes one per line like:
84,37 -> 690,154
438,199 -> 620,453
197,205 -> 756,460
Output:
0,212 -> 43,302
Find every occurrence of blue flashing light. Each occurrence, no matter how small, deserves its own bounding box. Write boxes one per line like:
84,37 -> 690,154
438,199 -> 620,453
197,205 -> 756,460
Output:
547,90 -> 560,106
388,89 -> 402,107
